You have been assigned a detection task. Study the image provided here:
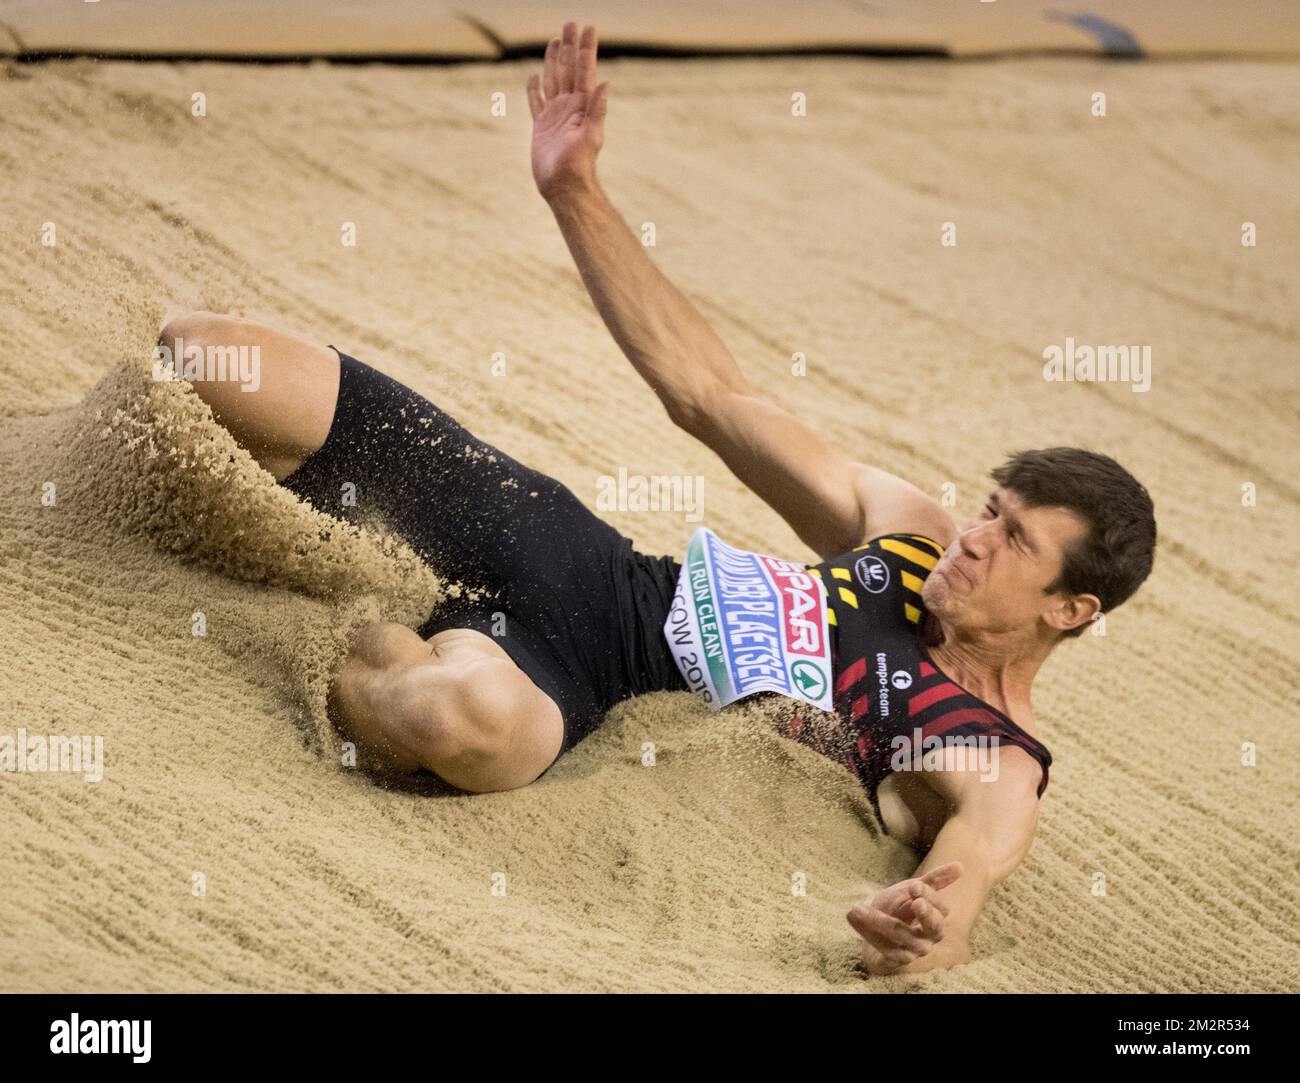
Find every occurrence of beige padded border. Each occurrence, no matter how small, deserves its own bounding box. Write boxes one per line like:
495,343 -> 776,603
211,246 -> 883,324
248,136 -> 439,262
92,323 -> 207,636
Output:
0,0 -> 1296,59
0,0 -> 498,58
462,0 -> 945,52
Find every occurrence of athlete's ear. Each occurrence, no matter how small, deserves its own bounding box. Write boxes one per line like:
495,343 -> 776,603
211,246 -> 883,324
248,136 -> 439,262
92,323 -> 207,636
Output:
1045,591 -> 1100,636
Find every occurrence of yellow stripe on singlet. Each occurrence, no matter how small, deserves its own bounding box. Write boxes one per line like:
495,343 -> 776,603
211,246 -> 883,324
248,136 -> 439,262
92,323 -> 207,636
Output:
827,607 -> 837,626
904,603 -> 922,624
879,537 -> 939,571
830,566 -> 852,581
904,534 -> 946,559
901,569 -> 925,595
838,586 -> 858,608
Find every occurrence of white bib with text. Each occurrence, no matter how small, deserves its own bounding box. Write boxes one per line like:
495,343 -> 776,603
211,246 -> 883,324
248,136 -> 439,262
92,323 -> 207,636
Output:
662,526 -> 834,712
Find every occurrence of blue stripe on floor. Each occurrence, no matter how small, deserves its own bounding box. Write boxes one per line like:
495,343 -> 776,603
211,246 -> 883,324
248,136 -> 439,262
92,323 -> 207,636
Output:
1045,10 -> 1145,57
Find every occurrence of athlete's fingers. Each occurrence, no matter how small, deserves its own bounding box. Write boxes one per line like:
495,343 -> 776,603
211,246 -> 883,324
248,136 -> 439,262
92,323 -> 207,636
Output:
863,936 -> 925,977
878,877 -> 948,923
559,21 -> 578,94
909,897 -> 945,940
920,861 -> 962,891
848,905 -> 931,955
575,24 -> 598,94
860,940 -> 920,976
526,74 -> 545,120
879,948 -> 920,971
903,876 -> 951,918
586,82 -> 610,130
543,37 -> 560,99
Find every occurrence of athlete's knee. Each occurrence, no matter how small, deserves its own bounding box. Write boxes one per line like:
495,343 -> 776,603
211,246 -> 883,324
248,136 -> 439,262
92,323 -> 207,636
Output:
392,665 -> 514,783
400,663 -> 561,793
158,310 -> 238,357
157,311 -> 243,401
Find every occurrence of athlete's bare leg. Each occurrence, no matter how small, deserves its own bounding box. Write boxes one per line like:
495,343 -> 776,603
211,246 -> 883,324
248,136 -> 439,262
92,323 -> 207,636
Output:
157,312 -> 565,791
159,311 -> 339,481
328,621 -> 565,791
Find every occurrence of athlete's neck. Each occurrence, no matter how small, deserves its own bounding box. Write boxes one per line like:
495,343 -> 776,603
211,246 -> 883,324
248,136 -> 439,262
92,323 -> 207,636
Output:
923,614 -> 1048,730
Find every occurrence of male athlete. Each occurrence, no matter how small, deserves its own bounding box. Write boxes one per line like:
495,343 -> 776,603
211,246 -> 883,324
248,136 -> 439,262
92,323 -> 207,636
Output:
160,22 -> 1155,976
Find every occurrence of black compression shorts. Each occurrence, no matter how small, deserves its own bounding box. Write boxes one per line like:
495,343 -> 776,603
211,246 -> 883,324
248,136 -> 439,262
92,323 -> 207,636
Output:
278,348 -> 689,766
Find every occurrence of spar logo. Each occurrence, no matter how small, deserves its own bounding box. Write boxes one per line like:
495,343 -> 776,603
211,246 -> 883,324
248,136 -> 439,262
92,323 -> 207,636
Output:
855,553 -> 890,593
760,555 -> 826,655
790,660 -> 827,701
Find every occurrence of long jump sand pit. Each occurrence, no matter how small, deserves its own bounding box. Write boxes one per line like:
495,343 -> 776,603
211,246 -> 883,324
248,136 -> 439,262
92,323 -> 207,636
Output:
0,53 -> 1297,992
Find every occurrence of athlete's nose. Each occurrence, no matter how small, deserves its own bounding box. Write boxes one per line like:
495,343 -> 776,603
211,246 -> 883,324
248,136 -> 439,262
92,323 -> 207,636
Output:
958,519 -> 993,559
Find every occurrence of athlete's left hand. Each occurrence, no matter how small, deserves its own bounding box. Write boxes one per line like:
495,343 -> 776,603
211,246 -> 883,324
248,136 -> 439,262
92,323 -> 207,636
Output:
527,21 -> 610,202
847,862 -> 961,976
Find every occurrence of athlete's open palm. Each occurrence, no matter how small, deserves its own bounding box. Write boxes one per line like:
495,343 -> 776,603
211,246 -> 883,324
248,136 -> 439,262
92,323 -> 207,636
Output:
527,21 -> 610,201
848,862 -> 962,976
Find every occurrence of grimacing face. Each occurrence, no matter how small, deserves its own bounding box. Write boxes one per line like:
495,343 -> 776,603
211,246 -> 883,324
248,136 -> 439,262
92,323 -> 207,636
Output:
921,487 -> 1100,638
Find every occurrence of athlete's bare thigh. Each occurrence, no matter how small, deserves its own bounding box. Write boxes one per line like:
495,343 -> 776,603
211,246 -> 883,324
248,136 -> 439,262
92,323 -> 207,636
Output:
158,310 -> 340,480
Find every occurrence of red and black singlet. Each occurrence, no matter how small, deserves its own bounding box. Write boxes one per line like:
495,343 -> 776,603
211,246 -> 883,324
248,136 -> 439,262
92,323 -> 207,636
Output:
784,533 -> 1053,832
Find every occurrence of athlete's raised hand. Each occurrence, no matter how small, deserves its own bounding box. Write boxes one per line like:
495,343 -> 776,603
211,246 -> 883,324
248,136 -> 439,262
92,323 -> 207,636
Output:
527,21 -> 610,202
847,862 -> 962,976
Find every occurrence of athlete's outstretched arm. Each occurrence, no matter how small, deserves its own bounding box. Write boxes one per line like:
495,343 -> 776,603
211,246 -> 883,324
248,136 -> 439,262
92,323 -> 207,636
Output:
848,766 -> 1041,976
527,22 -> 954,559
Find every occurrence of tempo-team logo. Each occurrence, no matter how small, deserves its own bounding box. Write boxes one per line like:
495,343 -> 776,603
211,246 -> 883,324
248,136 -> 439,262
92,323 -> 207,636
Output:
854,554 -> 890,594
890,670 -> 913,690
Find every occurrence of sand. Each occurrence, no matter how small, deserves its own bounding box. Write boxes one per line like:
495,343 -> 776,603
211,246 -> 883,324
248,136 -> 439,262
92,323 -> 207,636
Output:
1,54 -> 1297,992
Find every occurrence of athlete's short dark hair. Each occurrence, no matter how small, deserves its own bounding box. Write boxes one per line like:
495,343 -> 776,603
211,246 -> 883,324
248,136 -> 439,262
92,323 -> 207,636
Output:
991,447 -> 1156,638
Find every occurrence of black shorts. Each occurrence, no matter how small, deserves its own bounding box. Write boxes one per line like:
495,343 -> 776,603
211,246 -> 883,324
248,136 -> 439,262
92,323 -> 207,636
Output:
278,348 -> 690,764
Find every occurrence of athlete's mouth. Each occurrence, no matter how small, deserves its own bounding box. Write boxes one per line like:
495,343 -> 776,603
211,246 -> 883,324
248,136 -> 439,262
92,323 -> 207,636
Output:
943,561 -> 973,588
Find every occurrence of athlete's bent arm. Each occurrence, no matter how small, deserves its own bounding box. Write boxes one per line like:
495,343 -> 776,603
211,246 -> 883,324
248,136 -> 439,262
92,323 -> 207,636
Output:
528,22 -> 955,559
849,763 -> 1041,975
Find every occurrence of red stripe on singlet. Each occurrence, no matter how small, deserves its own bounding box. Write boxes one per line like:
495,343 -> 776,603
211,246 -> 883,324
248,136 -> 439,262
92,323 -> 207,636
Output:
836,656 -> 868,695
923,709 -> 1049,795
908,681 -> 962,716
921,706 -> 1003,739
851,694 -> 871,720
919,661 -> 937,678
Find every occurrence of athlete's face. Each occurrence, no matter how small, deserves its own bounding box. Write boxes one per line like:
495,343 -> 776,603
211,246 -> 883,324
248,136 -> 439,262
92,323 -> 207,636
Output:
922,487 -> 1099,638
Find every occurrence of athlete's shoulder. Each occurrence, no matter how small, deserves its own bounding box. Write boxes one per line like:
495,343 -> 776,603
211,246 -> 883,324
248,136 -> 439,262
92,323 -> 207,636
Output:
847,466 -> 958,554
863,532 -> 946,561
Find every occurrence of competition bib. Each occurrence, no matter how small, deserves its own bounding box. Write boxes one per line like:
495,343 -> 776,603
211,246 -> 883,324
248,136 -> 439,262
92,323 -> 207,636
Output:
662,526 -> 834,712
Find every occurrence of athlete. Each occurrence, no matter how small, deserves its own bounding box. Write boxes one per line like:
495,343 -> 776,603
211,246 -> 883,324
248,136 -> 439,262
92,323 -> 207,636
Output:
160,22 -> 1156,977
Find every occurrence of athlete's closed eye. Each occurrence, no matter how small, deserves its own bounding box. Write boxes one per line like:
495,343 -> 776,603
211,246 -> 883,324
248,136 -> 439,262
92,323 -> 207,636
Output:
983,497 -> 1030,554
